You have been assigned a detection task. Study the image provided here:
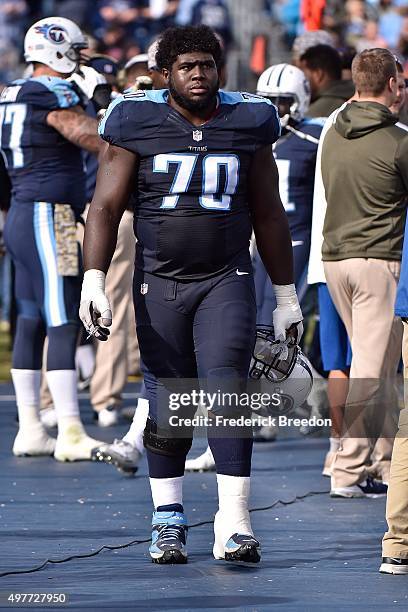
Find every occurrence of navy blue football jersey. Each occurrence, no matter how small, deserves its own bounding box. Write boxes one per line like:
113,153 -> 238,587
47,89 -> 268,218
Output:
274,118 -> 324,236
83,99 -> 99,203
0,76 -> 87,215
99,89 -> 280,280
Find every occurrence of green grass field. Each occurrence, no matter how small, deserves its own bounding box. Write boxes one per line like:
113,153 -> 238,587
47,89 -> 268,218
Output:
0,328 -> 12,382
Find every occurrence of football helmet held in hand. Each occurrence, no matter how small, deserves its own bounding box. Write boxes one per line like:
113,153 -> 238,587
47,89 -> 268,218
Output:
249,326 -> 313,412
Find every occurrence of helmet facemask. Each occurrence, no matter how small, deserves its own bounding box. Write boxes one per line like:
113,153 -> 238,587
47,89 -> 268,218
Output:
250,327 -> 298,383
65,40 -> 89,66
249,326 -> 313,415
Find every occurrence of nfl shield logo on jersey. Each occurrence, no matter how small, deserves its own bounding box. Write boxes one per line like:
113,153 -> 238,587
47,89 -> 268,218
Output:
192,130 -> 203,142
140,283 -> 149,295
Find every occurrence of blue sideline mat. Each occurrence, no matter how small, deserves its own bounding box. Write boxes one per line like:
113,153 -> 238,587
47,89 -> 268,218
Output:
0,383 -> 407,611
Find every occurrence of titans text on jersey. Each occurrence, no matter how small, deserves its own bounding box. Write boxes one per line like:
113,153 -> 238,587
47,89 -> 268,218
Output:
98,89 -> 281,280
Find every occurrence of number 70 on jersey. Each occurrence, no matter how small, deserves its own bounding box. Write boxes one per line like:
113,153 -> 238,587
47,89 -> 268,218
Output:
153,153 -> 240,211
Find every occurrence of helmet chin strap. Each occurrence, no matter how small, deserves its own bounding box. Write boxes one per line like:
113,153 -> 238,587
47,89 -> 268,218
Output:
280,113 -> 290,128
278,110 -> 320,145
285,123 -> 320,144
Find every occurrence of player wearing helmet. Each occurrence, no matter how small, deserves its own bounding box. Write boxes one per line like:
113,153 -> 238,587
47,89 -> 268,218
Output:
24,17 -> 88,74
253,63 -> 324,323
252,63 -> 323,441
0,17 -> 105,462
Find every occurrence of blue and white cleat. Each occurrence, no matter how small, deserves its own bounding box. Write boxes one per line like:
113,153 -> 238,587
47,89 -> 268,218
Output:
149,511 -> 188,564
214,533 -> 261,563
213,511 -> 260,563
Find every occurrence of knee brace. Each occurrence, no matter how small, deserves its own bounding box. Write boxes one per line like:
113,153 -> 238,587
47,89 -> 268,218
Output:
143,417 -> 193,457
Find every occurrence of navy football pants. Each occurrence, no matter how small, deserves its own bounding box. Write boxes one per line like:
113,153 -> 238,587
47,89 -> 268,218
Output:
4,202 -> 81,370
134,266 -> 257,478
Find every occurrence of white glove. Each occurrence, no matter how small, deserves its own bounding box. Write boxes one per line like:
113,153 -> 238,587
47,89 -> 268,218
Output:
68,66 -> 107,102
272,283 -> 303,343
79,269 -> 112,341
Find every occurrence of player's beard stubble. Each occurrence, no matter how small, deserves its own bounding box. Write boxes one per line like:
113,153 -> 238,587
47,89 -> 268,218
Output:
169,75 -> 220,114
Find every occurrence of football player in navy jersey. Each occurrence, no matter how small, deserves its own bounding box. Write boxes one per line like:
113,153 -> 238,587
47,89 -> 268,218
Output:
0,17 -> 105,462
254,63 -> 324,325
80,25 -> 303,564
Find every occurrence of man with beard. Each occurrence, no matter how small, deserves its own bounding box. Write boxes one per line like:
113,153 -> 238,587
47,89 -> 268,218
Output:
79,25 -> 303,564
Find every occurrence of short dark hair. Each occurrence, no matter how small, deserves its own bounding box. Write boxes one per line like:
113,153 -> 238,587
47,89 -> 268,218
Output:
338,46 -> 357,71
395,56 -> 404,74
156,25 -> 222,72
300,44 -> 342,81
352,48 -> 397,96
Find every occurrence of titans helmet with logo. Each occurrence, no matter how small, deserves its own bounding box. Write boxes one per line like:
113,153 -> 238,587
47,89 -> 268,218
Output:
24,17 -> 88,74
249,326 -> 313,415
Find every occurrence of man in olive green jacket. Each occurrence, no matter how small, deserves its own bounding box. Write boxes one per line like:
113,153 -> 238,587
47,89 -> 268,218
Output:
322,48 -> 408,498
299,44 -> 354,118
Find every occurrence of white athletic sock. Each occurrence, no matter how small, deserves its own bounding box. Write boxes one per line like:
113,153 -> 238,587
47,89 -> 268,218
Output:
329,437 -> 340,453
75,344 -> 95,380
46,370 -> 81,431
11,369 -> 42,428
150,476 -> 184,510
123,398 -> 149,453
216,474 -> 253,535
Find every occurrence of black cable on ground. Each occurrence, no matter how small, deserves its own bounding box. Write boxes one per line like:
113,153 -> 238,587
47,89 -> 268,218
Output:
0,490 -> 327,578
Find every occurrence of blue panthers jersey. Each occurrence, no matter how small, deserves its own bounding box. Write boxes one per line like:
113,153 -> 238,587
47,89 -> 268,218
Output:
274,118 -> 324,236
99,89 -> 280,280
0,76 -> 86,215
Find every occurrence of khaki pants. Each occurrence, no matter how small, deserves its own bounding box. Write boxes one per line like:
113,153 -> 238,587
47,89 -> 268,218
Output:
382,319 -> 408,558
324,259 -> 402,487
90,210 -> 139,412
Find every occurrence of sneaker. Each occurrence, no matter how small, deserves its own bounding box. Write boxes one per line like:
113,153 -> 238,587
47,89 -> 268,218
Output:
253,423 -> 278,442
213,510 -> 261,563
91,439 -> 140,475
40,406 -> 58,429
13,423 -> 56,457
185,446 -> 215,472
149,511 -> 188,564
215,534 -> 261,563
76,344 -> 95,390
97,406 -> 120,427
366,462 -> 390,486
77,375 -> 92,391
54,424 -> 103,462
379,557 -> 408,574
330,477 -> 388,498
